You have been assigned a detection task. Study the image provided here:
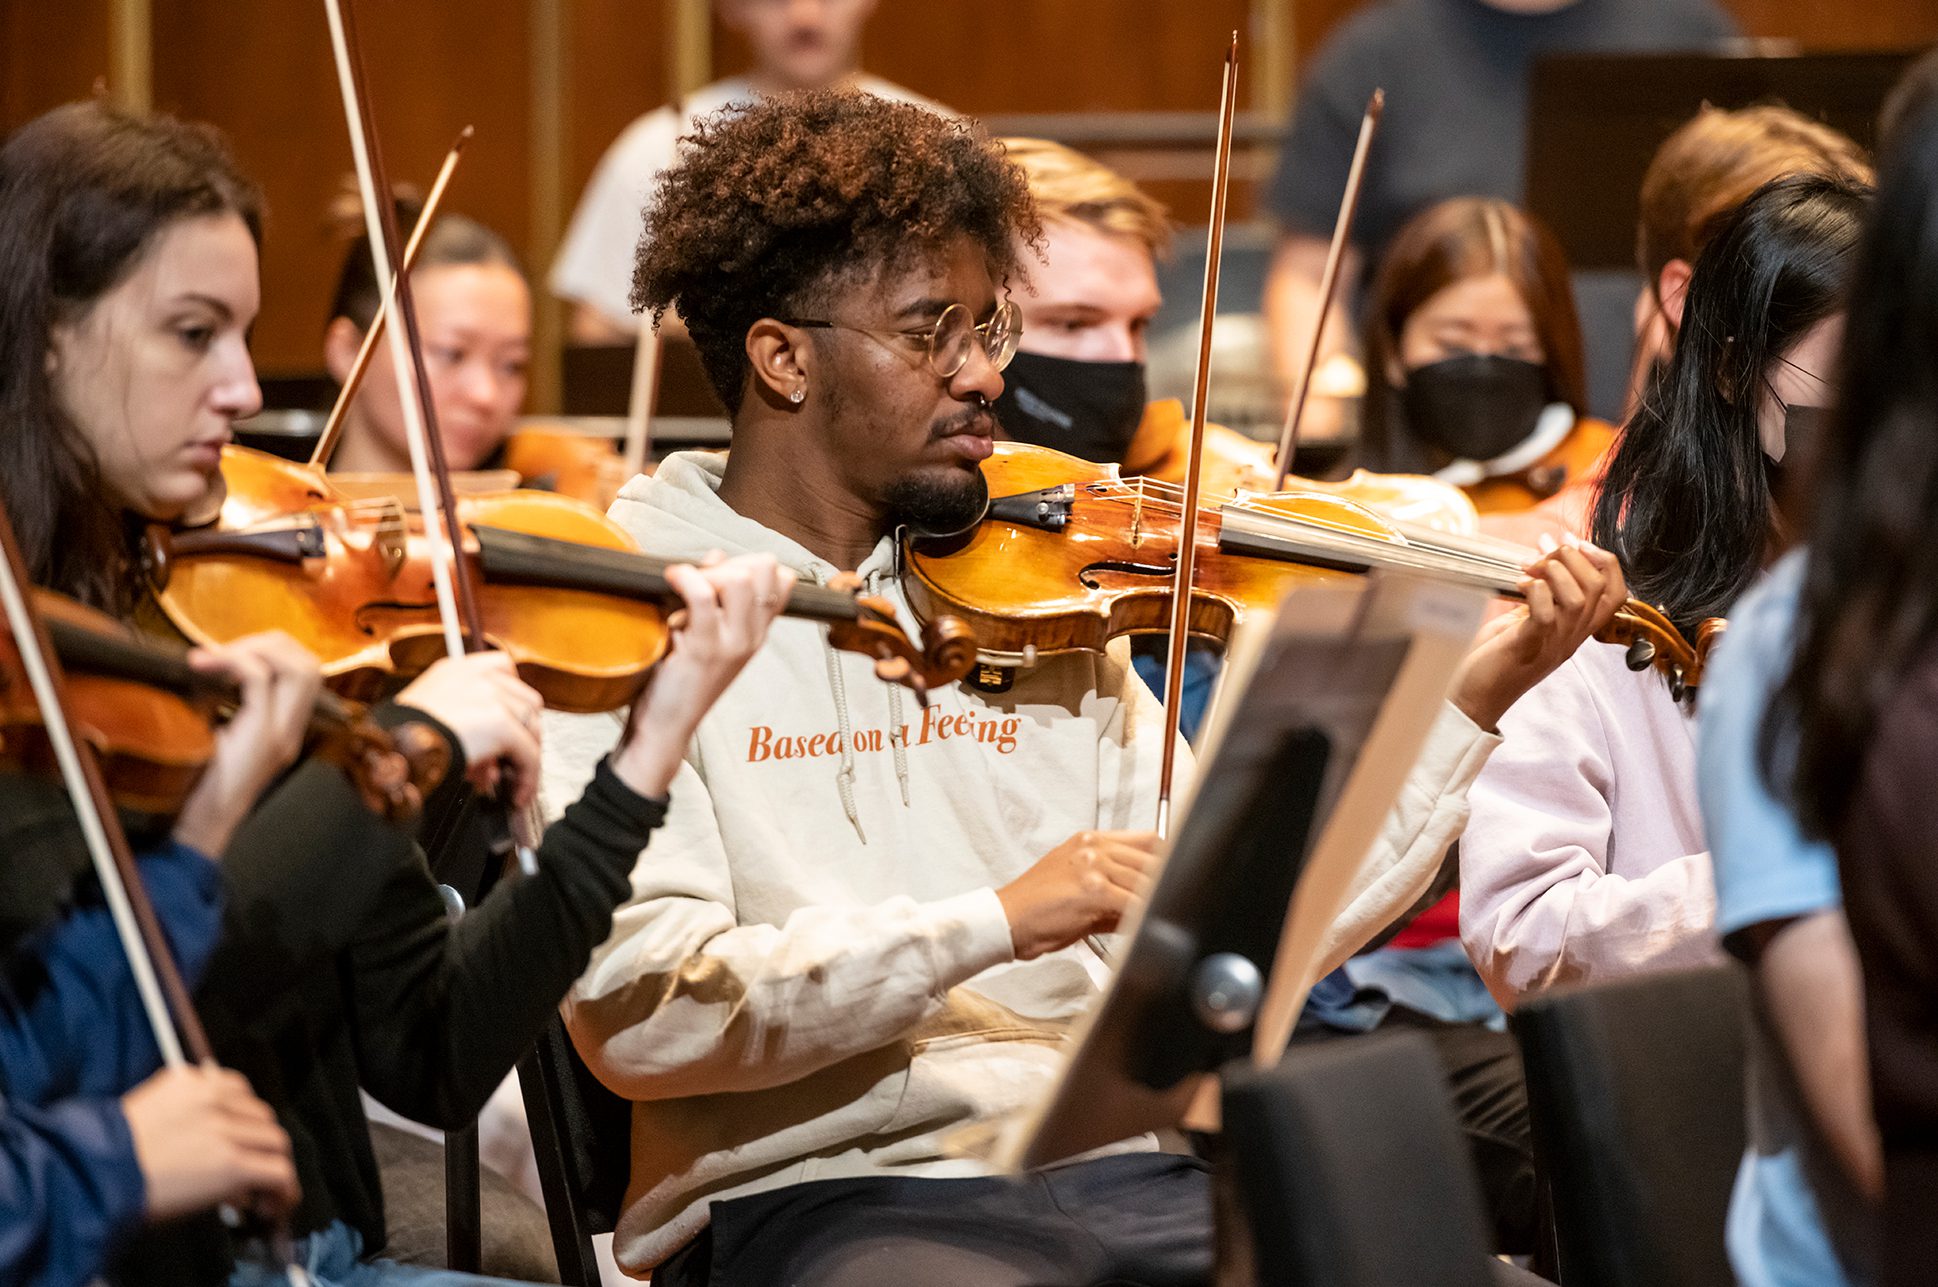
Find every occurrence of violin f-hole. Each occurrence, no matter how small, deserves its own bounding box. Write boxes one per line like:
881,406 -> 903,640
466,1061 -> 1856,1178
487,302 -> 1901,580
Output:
1079,560 -> 1176,589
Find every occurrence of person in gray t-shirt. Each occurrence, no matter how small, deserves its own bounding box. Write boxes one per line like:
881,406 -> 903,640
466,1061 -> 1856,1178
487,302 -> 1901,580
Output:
1261,0 -> 1737,440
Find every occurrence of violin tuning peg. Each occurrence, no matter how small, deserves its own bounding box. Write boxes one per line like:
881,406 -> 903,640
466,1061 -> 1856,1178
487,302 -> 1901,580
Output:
1625,637 -> 1657,673
1669,666 -> 1687,704
874,656 -> 913,683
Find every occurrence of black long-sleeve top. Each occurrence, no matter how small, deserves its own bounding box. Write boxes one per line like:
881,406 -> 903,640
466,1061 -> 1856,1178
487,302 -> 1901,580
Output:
1837,649 -> 1938,1287
111,703 -> 663,1279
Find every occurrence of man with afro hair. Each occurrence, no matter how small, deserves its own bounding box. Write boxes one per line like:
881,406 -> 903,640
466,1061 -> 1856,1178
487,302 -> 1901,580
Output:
541,90 -> 1623,1286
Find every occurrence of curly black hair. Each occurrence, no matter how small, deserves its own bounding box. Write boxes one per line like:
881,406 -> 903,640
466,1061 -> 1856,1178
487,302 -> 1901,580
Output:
631,90 -> 1039,414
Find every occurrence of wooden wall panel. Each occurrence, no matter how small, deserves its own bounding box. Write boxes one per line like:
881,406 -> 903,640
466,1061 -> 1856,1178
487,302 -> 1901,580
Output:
2,2 -> 112,127
709,1 -> 1248,114
149,0 -> 534,377
565,0 -> 675,199
1724,0 -> 1937,49
6,0 -> 1936,398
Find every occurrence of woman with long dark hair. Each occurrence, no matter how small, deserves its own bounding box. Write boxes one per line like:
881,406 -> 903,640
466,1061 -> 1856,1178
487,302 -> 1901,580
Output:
1458,173 -> 1869,1010
1773,56 -> 1938,1287
0,99 -> 789,1285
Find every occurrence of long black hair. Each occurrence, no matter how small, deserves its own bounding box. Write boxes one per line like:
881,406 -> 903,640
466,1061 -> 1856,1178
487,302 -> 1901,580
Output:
1590,174 -> 1868,642
1775,58 -> 1938,839
0,100 -> 261,609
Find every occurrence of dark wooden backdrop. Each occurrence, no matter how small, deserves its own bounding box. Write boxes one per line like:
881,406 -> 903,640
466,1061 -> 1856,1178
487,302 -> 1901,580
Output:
6,0 -> 1933,399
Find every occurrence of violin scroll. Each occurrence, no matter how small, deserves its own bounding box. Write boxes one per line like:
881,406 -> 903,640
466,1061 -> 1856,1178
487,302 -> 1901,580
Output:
1599,599 -> 1723,703
313,708 -> 450,826
823,577 -> 977,702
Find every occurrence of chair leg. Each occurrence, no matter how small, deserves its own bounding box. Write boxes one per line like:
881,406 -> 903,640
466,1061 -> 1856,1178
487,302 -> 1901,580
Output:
444,1121 -> 482,1271
519,1044 -> 605,1287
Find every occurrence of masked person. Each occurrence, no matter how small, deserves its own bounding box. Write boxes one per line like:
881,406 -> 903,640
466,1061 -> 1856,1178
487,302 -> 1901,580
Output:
1354,197 -> 1612,547
991,138 -> 1476,739
988,139 -> 1547,1254
987,137 -> 1262,492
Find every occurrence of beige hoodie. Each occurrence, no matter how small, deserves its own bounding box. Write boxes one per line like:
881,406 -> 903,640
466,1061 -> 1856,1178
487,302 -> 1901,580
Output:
542,451 -> 1501,1273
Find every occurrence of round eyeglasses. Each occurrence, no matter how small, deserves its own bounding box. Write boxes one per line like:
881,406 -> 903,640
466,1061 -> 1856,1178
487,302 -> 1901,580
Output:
781,299 -> 1022,379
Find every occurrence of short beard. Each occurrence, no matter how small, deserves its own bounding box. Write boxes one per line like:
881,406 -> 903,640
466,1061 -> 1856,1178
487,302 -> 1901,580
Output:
883,465 -> 989,539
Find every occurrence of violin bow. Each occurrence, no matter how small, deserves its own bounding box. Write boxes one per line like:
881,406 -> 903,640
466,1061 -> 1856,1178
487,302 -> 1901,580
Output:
1271,89 -> 1383,489
325,0 -> 543,885
309,125 -> 474,470
1155,31 -> 1240,837
323,0 -> 481,660
621,316 -> 663,481
0,498 -> 307,1278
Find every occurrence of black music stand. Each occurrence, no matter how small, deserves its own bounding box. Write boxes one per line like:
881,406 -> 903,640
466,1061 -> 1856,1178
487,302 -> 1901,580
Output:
997,572 -> 1486,1173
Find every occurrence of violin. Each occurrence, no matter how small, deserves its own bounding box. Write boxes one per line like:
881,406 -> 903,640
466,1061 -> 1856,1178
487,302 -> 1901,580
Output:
1122,398 -> 1479,534
1,586 -> 445,822
500,422 -> 631,508
902,441 -> 1724,701
143,446 -> 977,711
0,485 -> 307,1275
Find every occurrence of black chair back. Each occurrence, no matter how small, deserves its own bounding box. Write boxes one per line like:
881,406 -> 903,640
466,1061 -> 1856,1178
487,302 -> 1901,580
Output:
519,1016 -> 636,1287
1221,1030 -> 1497,1287
1511,964 -> 1749,1287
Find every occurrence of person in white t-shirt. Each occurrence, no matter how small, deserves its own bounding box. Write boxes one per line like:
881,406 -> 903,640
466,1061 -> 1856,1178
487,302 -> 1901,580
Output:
551,0 -> 941,340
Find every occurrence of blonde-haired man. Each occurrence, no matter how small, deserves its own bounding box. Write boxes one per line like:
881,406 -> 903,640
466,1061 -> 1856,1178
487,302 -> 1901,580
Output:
994,137 -> 1277,492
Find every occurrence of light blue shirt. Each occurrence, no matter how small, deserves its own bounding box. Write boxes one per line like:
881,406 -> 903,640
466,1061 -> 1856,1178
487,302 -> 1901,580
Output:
1697,549 -> 1871,1287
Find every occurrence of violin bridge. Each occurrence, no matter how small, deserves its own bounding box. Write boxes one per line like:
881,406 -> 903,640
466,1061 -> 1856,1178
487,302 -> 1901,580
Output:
1130,485 -> 1145,548
352,498 -> 409,581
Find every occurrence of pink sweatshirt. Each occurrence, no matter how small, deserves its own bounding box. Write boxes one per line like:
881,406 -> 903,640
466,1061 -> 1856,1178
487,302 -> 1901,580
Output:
1459,638 -> 1721,1009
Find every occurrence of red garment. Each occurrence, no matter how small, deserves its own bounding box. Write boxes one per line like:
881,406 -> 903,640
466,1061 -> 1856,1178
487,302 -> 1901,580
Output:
1389,890 -> 1460,948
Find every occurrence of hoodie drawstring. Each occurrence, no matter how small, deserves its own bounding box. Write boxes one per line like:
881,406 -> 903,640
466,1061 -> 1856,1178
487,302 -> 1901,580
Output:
822,634 -> 866,844
887,684 -> 909,807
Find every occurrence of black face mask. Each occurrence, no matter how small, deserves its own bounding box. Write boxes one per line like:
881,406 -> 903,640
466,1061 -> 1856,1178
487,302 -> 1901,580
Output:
1399,354 -> 1550,464
1776,403 -> 1829,467
1763,402 -> 1829,504
992,351 -> 1147,465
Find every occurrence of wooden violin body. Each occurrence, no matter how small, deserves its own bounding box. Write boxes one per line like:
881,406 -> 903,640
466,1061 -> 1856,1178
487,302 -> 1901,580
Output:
1126,399 -> 1480,536
501,424 -> 631,509
1,586 -> 440,821
0,593 -> 214,816
904,445 -> 1366,665
153,447 -> 669,714
904,442 -> 1721,699
150,447 -> 975,713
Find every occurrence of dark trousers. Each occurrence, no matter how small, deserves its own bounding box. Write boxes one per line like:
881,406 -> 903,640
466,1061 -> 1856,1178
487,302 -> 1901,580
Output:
1290,1006 -> 1539,1256
653,1151 -> 1214,1287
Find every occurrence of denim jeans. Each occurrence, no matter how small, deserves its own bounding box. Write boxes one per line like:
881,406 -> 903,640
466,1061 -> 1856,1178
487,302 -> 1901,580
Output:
228,1219 -> 535,1287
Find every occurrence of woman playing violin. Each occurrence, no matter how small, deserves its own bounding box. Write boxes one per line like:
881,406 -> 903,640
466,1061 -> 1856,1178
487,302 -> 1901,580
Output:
1459,173 -> 1869,1011
0,99 -> 790,1286
1354,197 -> 1613,545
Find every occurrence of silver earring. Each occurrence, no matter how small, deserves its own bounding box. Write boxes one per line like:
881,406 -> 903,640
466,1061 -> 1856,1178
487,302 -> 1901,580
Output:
789,386 -> 807,404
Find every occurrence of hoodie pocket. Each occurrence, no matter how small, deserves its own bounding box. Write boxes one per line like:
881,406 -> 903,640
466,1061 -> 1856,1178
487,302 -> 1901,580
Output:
874,990 -> 1072,1142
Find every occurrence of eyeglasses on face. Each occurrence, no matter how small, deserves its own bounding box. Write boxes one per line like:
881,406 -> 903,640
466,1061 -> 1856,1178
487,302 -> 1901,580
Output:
780,299 -> 1021,378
